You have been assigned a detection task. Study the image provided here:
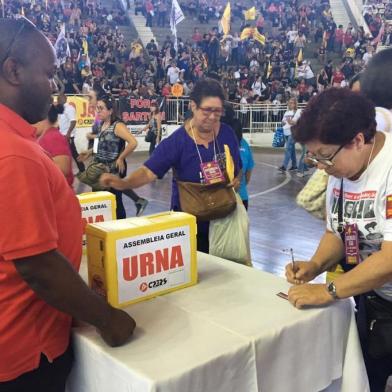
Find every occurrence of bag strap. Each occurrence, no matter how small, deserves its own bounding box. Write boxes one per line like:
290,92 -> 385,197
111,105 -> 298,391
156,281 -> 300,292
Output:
337,178 -> 344,235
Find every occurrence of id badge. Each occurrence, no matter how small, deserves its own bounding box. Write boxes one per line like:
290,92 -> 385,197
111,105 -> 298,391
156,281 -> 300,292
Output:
200,161 -> 225,185
93,138 -> 99,154
344,223 -> 360,265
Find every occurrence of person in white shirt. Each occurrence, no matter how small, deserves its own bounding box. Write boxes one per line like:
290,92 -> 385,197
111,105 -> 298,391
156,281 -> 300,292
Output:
287,27 -> 298,51
285,88 -> 392,392
251,75 -> 265,97
167,62 -> 181,85
240,91 -> 249,128
362,45 -> 374,66
249,58 -> 260,73
278,98 -> 301,172
303,61 -> 315,87
58,94 -> 84,172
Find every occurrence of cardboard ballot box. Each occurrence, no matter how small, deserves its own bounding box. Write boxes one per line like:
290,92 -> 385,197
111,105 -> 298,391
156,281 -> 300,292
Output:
77,192 -> 117,252
85,212 -> 198,308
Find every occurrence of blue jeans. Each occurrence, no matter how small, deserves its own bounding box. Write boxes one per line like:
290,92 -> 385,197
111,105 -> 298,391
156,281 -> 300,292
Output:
298,144 -> 308,172
283,135 -> 297,169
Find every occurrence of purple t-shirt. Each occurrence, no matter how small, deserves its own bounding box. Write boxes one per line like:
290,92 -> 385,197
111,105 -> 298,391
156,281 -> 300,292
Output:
144,122 -> 241,230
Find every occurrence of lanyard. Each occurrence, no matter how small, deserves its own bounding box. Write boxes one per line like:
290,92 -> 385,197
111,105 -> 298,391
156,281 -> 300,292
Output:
189,121 -> 220,165
337,178 -> 344,235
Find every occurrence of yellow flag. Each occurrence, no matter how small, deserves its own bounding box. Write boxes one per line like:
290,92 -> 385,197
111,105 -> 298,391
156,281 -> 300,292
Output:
267,61 -> 272,78
253,29 -> 266,45
244,6 -> 256,20
220,2 -> 231,36
224,145 -> 234,182
240,27 -> 253,40
82,38 -> 89,55
297,48 -> 303,63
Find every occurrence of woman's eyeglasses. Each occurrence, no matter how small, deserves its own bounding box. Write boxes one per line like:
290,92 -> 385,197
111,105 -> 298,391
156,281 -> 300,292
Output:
306,144 -> 345,167
197,106 -> 225,117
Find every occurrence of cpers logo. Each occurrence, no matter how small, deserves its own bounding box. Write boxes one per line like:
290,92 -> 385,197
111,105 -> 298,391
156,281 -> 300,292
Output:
116,226 -> 191,303
139,278 -> 168,293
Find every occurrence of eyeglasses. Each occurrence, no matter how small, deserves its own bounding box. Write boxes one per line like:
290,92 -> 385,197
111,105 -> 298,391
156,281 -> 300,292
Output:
197,106 -> 225,117
306,144 -> 345,167
1,17 -> 36,66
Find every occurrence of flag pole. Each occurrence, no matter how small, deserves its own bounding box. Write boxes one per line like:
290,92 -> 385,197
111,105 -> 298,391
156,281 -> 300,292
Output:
2,0 -> 5,18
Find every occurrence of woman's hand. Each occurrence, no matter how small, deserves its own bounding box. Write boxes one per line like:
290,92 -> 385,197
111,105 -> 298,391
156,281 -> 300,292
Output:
86,132 -> 96,140
288,284 -> 334,309
285,261 -> 320,285
116,158 -> 126,174
227,177 -> 240,191
100,173 -> 129,190
77,150 -> 91,162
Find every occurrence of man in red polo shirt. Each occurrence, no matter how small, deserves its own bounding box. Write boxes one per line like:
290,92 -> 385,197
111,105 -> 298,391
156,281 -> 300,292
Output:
0,19 -> 135,392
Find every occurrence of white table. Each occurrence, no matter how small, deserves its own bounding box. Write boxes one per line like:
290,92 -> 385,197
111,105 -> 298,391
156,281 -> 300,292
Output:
67,253 -> 369,392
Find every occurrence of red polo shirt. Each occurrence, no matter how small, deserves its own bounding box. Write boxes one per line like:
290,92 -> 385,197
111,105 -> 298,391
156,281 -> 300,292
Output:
0,104 -> 83,382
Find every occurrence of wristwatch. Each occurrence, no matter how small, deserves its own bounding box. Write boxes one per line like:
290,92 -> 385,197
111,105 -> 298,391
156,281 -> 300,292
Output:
327,281 -> 339,300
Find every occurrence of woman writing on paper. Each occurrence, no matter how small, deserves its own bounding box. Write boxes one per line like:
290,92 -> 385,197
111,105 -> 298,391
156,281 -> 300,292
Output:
285,88 -> 392,391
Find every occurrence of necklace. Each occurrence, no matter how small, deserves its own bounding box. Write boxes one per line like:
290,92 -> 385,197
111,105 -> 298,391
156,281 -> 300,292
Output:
189,120 -> 215,143
346,135 -> 377,222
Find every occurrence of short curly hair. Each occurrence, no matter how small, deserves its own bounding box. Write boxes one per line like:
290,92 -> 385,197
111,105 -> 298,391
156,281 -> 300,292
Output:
293,88 -> 376,145
189,78 -> 226,106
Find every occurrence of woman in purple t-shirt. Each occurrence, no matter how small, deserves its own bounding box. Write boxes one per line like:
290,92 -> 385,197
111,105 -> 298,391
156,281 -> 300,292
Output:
100,78 -> 242,252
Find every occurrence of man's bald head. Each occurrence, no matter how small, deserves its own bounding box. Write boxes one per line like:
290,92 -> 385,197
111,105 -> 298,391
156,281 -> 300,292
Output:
0,18 -> 57,123
0,18 -> 43,66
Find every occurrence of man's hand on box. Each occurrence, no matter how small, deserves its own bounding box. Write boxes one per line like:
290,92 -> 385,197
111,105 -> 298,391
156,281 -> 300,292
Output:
99,307 -> 136,347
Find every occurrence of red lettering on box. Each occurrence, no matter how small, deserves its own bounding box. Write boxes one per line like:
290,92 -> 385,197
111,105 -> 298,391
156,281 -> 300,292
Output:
122,246 -> 184,281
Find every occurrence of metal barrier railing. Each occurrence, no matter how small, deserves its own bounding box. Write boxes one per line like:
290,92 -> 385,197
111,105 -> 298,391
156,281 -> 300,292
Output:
165,97 -> 191,124
230,102 -> 307,133
65,94 -> 307,137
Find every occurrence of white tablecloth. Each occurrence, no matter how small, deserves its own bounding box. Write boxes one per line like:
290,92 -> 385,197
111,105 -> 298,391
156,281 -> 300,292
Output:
67,253 -> 369,392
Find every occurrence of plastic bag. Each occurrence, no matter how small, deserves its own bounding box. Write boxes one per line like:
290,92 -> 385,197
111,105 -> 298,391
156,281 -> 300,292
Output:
272,127 -> 285,148
209,193 -> 252,266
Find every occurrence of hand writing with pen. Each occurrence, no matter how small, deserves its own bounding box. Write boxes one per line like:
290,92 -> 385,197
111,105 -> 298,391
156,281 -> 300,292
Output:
284,249 -> 333,308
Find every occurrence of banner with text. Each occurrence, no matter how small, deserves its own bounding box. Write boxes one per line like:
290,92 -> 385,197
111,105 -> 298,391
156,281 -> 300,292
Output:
118,96 -> 166,125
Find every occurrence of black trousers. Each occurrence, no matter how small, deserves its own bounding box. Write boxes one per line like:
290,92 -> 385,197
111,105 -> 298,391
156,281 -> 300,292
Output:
197,231 -> 209,253
0,344 -> 73,392
357,294 -> 392,392
149,139 -> 156,156
69,137 -> 85,173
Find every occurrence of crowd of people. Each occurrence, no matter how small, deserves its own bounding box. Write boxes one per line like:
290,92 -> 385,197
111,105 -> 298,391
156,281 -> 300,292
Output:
3,0 -> 392,109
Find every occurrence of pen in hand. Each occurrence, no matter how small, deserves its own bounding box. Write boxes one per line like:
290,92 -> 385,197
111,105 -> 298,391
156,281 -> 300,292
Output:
289,248 -> 296,274
283,248 -> 298,277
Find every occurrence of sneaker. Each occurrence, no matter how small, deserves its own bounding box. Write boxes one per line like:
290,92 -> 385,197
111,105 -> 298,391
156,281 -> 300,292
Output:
278,166 -> 286,172
289,167 -> 298,171
135,198 -> 148,217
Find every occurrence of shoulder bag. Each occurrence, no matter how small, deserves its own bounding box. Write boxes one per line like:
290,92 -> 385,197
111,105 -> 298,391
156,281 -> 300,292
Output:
175,123 -> 237,221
